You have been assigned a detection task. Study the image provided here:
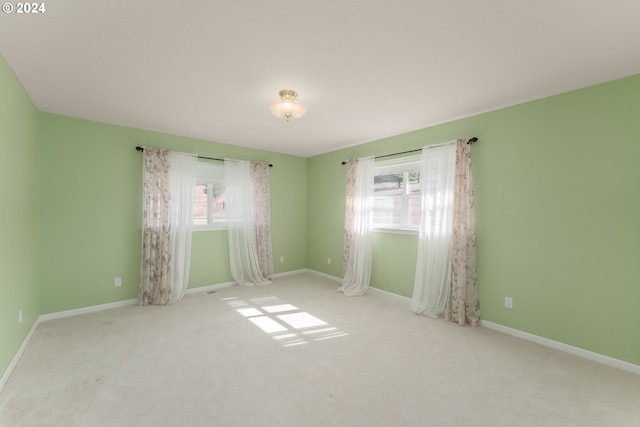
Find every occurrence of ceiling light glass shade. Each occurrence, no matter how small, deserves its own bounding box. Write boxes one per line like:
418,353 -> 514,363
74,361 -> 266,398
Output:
270,89 -> 306,121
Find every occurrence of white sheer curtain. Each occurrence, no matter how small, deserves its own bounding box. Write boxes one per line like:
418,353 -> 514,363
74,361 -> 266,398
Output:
139,148 -> 197,305
168,151 -> 197,302
411,142 -> 456,316
225,159 -> 273,286
339,156 -> 374,296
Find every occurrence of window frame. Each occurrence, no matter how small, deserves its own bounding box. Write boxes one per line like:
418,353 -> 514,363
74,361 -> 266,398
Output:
372,155 -> 421,234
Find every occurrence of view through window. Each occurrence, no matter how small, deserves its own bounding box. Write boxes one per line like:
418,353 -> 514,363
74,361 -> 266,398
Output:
194,161 -> 226,228
372,156 -> 421,230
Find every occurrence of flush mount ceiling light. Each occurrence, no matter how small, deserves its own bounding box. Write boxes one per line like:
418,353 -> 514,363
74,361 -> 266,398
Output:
269,89 -> 307,121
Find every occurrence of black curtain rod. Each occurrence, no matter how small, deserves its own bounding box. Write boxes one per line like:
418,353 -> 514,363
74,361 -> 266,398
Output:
135,146 -> 273,167
340,137 -> 477,165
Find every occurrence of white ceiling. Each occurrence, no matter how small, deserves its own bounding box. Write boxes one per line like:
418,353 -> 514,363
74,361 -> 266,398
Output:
1,1 -> 639,157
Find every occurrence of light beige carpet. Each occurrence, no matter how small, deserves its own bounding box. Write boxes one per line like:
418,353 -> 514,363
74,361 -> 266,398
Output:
1,272 -> 639,427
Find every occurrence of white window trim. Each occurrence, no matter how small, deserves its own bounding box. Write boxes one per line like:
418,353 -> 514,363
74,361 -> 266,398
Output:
372,227 -> 419,236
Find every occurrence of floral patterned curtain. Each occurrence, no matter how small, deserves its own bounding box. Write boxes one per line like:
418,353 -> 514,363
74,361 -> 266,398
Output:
342,159 -> 358,276
139,148 -> 197,305
446,139 -> 481,326
139,147 -> 172,305
251,162 -> 274,281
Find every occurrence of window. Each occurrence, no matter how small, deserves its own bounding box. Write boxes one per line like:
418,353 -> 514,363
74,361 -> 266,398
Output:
372,156 -> 421,231
194,161 -> 226,229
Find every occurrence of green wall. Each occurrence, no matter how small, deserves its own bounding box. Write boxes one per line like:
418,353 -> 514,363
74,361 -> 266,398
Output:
307,74 -> 640,365
38,113 -> 308,314
0,57 -> 40,379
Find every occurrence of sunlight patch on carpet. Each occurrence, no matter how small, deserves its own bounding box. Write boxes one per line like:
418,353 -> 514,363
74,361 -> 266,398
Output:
223,295 -> 347,346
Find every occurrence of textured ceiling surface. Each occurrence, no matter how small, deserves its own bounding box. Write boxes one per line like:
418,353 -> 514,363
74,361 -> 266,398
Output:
1,1 -> 639,157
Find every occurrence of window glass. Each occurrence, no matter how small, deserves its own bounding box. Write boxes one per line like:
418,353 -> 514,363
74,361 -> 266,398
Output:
194,161 -> 226,229
407,195 -> 421,228
194,183 -> 209,225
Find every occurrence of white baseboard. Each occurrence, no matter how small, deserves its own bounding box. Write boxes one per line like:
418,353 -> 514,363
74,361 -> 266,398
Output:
273,268 -> 311,278
39,298 -> 138,322
306,269 -> 342,283
186,281 -> 235,294
367,286 -> 412,304
0,318 -> 40,394
482,320 -> 640,376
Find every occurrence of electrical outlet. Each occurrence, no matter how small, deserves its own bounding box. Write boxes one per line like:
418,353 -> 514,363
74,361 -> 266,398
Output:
114,277 -> 122,287
504,296 -> 513,309
280,256 -> 284,263
327,257 -> 331,265
18,308 -> 23,324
